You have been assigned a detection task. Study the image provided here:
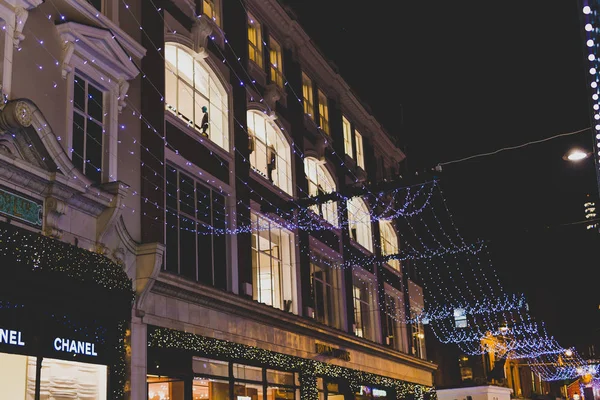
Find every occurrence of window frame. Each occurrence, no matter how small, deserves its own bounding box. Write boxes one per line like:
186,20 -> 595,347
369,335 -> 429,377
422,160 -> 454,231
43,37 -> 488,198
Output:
71,73 -> 105,183
302,72 -> 314,119
58,22 -> 141,185
247,110 -> 293,195
342,116 -> 353,158
379,219 -> 400,271
163,163 -> 230,289
304,157 -> 338,227
351,268 -> 379,342
164,42 -> 231,153
250,210 -> 298,314
355,130 -> 365,170
247,13 -> 263,69
202,0 -> 221,26
383,284 -> 408,353
347,196 -> 373,252
317,89 -> 329,134
269,36 -> 284,88
309,251 -> 343,329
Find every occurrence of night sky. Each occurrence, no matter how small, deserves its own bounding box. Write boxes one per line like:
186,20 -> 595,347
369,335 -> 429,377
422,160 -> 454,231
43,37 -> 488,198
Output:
280,0 -> 600,350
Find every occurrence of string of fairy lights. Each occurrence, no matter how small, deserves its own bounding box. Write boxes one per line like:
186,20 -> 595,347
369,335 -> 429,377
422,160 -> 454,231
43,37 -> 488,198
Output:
7,0 -> 596,386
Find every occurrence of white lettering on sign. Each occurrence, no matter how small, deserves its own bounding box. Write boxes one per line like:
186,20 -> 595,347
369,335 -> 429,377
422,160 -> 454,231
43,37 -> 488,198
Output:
53,338 -> 97,356
0,328 -> 25,346
373,389 -> 387,398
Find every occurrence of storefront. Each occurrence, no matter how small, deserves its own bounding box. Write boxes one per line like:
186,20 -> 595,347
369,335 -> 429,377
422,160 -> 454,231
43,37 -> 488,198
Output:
0,222 -> 134,399
147,327 -> 434,400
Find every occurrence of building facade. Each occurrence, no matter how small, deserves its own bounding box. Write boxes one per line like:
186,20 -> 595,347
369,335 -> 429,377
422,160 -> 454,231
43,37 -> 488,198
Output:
0,0 -> 437,399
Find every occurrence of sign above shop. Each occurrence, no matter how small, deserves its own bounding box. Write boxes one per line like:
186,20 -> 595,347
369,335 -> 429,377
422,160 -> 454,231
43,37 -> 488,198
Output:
53,337 -> 98,357
0,327 -> 25,346
0,186 -> 43,227
315,343 -> 350,361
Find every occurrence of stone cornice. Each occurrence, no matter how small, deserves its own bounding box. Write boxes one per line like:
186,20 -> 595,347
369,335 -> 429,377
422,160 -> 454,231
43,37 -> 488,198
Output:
248,0 -> 405,163
151,272 -> 436,374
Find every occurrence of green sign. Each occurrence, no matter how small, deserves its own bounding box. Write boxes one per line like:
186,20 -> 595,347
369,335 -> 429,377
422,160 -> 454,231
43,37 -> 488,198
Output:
0,187 -> 43,227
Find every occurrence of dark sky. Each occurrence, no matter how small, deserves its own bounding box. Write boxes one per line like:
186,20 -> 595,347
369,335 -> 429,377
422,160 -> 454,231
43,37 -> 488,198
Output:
280,1 -> 600,350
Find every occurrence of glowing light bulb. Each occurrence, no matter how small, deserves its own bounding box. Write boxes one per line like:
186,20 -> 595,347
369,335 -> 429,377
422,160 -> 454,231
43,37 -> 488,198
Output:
593,94 -> 599,100
591,68 -> 597,75
588,39 -> 595,47
593,82 -> 599,88
586,23 -> 594,31
584,6 -> 592,14
590,54 -> 596,61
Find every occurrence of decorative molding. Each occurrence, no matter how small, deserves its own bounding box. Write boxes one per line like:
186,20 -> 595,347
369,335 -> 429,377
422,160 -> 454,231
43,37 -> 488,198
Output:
263,83 -> 281,114
55,0 -> 146,59
191,16 -> 212,59
0,100 -> 32,132
56,22 -> 140,89
96,180 -> 130,245
135,242 -> 165,314
44,196 -> 67,238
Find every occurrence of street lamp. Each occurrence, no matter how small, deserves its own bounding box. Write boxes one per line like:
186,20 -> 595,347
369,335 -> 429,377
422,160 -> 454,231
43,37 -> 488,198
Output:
563,148 -> 592,162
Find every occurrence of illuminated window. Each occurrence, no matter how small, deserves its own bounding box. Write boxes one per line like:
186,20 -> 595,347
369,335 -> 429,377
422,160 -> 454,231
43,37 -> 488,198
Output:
302,72 -> 314,118
343,116 -> 353,158
318,90 -> 329,134
247,13 -> 263,68
203,0 -> 221,26
355,130 -> 365,169
304,157 -> 338,226
164,165 -> 228,288
310,253 -> 342,329
352,272 -> 377,341
165,43 -> 229,151
247,110 -> 293,195
411,308 -> 426,359
379,220 -> 400,271
251,212 -> 296,312
383,286 -> 407,352
269,36 -> 284,88
72,74 -> 104,183
347,197 -> 373,252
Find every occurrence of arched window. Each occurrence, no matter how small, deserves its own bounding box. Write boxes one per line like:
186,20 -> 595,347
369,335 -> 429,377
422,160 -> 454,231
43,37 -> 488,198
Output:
165,43 -> 229,151
347,197 -> 373,252
247,110 -> 292,195
304,157 -> 337,226
379,220 -> 400,271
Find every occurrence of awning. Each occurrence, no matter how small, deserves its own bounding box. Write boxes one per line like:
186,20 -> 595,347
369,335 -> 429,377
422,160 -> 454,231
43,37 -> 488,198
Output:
0,221 -> 134,319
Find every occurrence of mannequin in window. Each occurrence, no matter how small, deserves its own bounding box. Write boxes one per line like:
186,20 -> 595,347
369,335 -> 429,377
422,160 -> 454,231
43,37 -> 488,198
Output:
317,184 -> 325,218
200,105 -> 209,137
267,144 -> 277,182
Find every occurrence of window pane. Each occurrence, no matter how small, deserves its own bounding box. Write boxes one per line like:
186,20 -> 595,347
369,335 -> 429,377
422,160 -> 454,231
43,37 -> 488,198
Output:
0,353 -> 28,399
235,383 -> 263,400
177,48 -> 194,84
233,364 -> 262,381
195,62 -> 209,97
192,357 -> 229,376
86,120 -> 103,182
179,216 -> 197,280
40,358 -> 107,400
267,370 -> 293,386
148,376 -> 185,400
72,112 -> 85,170
194,377 -> 230,400
74,75 -> 85,112
165,66 -> 178,113
268,386 -> 295,400
87,83 -> 104,122
178,81 -> 194,125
